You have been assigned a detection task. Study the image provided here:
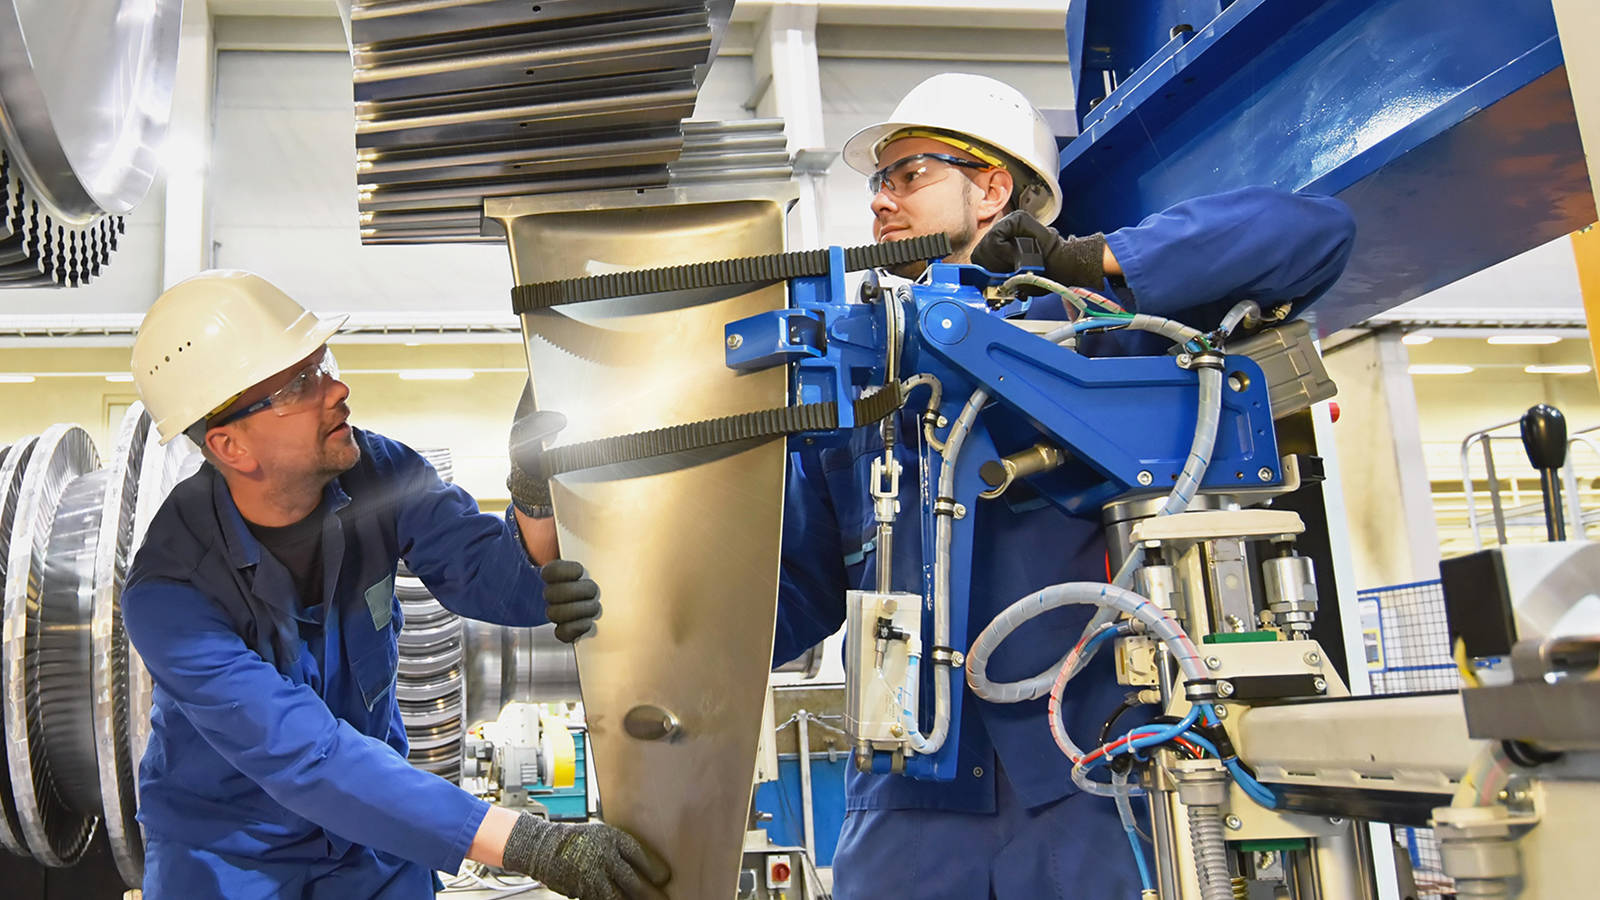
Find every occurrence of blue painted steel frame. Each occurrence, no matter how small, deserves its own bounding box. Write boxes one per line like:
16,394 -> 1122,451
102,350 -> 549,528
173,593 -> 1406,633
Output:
728,254 -> 1281,780
1059,0 -> 1593,333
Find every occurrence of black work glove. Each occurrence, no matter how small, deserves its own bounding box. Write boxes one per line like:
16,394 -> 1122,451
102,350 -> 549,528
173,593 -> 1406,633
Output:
502,813 -> 670,900
541,559 -> 600,643
972,210 -> 1107,289
507,379 -> 567,518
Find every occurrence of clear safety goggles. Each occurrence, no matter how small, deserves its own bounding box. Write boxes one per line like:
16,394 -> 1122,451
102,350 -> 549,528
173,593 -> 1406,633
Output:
211,348 -> 340,427
867,152 -> 994,198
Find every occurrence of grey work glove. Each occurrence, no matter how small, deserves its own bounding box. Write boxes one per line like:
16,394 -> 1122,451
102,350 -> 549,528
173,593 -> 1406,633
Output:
972,210 -> 1107,289
502,813 -> 671,900
507,379 -> 567,518
540,559 -> 601,643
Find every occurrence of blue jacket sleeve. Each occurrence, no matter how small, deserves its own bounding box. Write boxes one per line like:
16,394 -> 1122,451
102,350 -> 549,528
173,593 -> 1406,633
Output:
123,578 -> 491,873
390,443 -> 548,628
774,447 -> 850,666
1102,186 -> 1356,329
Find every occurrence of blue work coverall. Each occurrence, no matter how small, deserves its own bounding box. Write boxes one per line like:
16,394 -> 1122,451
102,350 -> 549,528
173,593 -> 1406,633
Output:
123,427 -> 549,899
775,187 -> 1357,899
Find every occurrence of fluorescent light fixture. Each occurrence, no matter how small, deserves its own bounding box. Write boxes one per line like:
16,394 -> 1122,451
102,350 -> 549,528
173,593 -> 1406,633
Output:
1525,364 -> 1592,375
1401,333 -> 1433,345
0,374 -> 35,384
104,374 -> 134,383
1488,334 -> 1560,345
403,341 -> 422,347
1408,364 -> 1473,375
397,369 -> 474,381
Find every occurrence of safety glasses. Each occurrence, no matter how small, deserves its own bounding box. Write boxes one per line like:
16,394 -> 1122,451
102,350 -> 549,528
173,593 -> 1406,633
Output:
867,152 -> 993,198
210,348 -> 340,428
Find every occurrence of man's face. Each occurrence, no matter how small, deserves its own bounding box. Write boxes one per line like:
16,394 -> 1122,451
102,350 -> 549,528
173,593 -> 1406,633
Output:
214,346 -> 360,486
869,136 -> 1000,275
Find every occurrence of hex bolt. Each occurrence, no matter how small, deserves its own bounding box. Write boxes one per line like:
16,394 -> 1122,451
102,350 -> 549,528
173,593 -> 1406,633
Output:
1225,815 -> 1243,831
1257,466 -> 1273,482
1137,470 -> 1154,486
1313,677 -> 1328,694
1213,705 -> 1229,719
953,503 -> 967,519
726,333 -> 743,350
1205,656 -> 1221,671
1304,651 -> 1321,666
1176,353 -> 1193,368
1217,680 -> 1235,698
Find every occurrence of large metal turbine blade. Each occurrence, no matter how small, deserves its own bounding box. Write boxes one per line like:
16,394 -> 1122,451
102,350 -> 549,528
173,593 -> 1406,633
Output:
488,182 -> 795,899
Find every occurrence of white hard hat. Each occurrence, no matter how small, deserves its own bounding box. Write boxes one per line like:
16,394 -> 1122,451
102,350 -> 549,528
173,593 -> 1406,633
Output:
842,73 -> 1064,223
131,270 -> 346,444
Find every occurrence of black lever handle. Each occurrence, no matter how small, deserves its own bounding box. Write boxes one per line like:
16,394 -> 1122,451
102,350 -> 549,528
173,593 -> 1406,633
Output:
1520,404 -> 1568,541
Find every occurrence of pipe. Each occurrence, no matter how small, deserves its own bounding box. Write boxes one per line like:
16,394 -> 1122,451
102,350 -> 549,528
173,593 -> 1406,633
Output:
796,710 -> 816,863
1190,804 -> 1235,900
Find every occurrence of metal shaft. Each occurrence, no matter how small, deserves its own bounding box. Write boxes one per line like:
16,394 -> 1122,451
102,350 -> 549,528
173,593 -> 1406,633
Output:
796,710 -> 816,864
1538,468 -> 1567,541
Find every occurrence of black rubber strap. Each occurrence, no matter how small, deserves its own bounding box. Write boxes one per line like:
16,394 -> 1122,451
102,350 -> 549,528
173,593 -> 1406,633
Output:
535,385 -> 905,479
512,233 -> 952,314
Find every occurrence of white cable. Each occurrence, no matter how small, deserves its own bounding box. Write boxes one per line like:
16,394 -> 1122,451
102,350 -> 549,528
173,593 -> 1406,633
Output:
968,364 -> 1223,702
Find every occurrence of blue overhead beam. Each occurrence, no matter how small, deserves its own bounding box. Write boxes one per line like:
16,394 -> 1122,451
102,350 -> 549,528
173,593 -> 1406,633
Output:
1058,0 -> 1594,334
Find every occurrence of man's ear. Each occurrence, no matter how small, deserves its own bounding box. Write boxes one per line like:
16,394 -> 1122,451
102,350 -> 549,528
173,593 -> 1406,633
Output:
206,427 -> 260,476
975,167 -> 1015,224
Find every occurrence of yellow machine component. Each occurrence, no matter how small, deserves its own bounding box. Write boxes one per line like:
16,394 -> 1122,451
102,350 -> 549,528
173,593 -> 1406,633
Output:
541,717 -> 578,790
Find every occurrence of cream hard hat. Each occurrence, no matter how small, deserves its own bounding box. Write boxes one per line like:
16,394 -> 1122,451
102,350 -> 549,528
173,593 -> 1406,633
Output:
130,270 -> 346,444
842,72 -> 1064,223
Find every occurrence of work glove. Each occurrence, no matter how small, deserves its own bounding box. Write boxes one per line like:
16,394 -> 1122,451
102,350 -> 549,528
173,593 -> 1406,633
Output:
541,559 -> 601,643
507,379 -> 566,518
971,210 -> 1107,289
501,813 -> 671,900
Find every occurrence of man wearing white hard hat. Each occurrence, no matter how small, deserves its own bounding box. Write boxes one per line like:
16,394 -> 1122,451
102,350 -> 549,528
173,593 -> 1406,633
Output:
773,74 -> 1358,897
121,271 -> 670,899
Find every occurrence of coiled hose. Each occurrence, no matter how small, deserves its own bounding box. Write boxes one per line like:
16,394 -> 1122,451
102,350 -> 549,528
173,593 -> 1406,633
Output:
1189,803 -> 1234,900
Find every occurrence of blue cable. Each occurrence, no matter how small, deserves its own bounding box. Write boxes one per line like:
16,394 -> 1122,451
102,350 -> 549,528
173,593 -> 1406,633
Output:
1124,821 -> 1154,892
1175,723 -> 1279,809
1082,706 -> 1281,809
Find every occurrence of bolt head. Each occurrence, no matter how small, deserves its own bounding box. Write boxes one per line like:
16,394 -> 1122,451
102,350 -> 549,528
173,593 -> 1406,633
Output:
1313,677 -> 1328,693
953,503 -> 967,519
1214,705 -> 1229,719
1304,651 -> 1321,666
1205,656 -> 1221,671
889,724 -> 904,737
726,333 -> 743,350
1137,470 -> 1154,486
1176,353 -> 1193,367
1257,466 -> 1273,482
1217,680 -> 1235,697
1225,815 -> 1243,830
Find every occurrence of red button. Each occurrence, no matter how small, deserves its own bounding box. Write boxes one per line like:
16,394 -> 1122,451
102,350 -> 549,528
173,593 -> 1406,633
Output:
1328,401 -> 1341,423
772,861 -> 792,882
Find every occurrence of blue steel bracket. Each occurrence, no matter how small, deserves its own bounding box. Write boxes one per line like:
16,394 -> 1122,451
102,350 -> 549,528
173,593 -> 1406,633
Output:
724,246 -> 890,439
912,278 -> 1282,498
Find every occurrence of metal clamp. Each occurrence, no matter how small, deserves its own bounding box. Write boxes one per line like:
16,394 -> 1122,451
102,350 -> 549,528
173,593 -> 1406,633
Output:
930,646 -> 966,668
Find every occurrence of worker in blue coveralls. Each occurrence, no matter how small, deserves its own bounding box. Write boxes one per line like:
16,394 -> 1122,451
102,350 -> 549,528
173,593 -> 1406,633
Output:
121,270 -> 671,900
772,73 -> 1356,899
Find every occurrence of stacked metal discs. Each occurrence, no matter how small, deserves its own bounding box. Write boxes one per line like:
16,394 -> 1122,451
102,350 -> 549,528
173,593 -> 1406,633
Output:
347,0 -> 798,243
396,449 -> 467,782
0,406 -> 198,886
397,567 -> 468,783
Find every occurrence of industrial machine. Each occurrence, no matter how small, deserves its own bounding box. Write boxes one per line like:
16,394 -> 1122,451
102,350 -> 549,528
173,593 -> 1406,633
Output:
507,228 -> 1600,897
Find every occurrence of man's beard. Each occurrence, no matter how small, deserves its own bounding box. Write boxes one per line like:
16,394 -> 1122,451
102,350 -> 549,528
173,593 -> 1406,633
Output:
883,188 -> 978,278
312,429 -> 361,480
